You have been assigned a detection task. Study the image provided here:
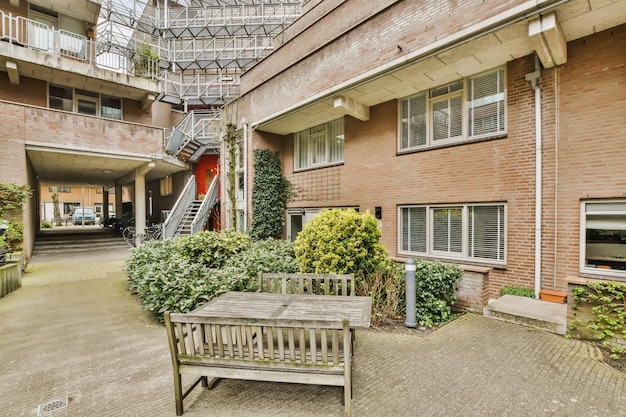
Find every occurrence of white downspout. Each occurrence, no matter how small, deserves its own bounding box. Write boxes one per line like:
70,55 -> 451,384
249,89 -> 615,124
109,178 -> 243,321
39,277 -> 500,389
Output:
526,55 -> 542,298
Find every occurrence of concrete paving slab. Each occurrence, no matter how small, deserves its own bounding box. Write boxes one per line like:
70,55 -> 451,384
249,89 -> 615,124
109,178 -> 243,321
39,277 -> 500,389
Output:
484,294 -> 567,334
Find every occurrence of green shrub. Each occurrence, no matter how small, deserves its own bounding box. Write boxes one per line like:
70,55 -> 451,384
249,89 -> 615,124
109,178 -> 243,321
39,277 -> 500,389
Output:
42,221 -> 52,228
500,285 -> 535,298
357,263 -> 406,326
413,259 -> 464,327
124,233 -> 298,320
224,239 -> 299,289
294,209 -> 389,276
173,229 -> 250,268
0,221 -> 24,251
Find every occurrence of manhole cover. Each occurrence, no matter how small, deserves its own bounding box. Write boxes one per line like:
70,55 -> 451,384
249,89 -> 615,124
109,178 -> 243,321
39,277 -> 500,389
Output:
38,397 -> 68,416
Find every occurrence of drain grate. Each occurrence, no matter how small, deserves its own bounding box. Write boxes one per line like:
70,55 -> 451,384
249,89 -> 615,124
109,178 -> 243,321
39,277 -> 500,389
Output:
38,397 -> 68,416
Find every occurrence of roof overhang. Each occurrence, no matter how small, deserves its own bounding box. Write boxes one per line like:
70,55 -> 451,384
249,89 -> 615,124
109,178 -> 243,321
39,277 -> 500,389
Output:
251,0 -> 626,136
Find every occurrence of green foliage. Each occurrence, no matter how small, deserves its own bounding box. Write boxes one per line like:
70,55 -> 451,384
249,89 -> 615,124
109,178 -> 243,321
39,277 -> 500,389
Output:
124,232 -> 299,320
134,42 -> 158,76
223,239 -> 299,288
570,281 -> 626,359
250,149 -> 293,240
41,221 -> 52,229
0,183 -> 30,219
500,285 -> 536,298
172,229 -> 251,268
295,209 -> 389,276
413,259 -> 464,327
224,123 -> 240,229
357,263 -> 406,326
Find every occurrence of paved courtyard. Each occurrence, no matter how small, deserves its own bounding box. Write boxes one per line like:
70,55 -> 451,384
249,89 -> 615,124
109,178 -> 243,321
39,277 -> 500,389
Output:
0,247 -> 625,417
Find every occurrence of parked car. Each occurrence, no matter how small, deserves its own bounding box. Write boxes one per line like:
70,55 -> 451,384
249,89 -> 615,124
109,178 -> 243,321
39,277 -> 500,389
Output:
71,207 -> 96,225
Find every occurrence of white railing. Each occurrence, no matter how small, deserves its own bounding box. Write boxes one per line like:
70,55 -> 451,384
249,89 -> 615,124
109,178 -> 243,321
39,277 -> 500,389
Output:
168,35 -> 274,69
0,11 -> 159,80
191,174 -> 220,234
162,175 -> 196,240
161,71 -> 241,103
159,3 -> 302,34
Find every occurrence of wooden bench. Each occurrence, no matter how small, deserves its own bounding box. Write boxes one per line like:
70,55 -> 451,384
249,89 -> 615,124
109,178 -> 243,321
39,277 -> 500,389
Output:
164,312 -> 353,416
258,272 -> 355,296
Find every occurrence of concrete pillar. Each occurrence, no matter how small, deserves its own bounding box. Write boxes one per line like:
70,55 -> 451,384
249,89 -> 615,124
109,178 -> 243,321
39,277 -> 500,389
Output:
102,189 -> 109,220
115,185 -> 123,218
135,172 -> 147,238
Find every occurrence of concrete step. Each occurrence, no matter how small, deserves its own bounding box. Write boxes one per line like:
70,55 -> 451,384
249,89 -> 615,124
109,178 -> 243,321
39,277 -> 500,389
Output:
483,295 -> 567,335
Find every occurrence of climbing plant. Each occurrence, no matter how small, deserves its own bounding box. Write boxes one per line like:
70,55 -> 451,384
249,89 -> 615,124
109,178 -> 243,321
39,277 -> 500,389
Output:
569,281 -> 626,359
0,183 -> 30,250
249,149 -> 293,240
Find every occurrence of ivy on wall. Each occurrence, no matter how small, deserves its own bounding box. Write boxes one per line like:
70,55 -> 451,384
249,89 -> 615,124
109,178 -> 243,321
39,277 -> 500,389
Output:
249,149 -> 293,240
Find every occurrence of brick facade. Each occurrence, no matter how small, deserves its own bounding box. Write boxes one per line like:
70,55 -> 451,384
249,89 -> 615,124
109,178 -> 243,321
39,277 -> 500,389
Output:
242,0 -> 626,304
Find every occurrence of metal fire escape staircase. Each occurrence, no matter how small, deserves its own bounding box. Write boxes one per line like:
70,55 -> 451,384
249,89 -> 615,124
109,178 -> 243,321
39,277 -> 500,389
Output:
98,1 -> 303,236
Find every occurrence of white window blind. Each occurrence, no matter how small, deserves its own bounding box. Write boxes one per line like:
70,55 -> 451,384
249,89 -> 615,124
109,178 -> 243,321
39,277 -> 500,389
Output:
399,203 -> 505,263
468,68 -> 505,136
294,119 -> 344,170
399,67 -> 505,151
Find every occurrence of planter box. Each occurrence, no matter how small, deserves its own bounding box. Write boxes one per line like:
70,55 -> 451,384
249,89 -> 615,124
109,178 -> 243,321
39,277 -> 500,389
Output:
0,261 -> 21,298
540,289 -> 567,303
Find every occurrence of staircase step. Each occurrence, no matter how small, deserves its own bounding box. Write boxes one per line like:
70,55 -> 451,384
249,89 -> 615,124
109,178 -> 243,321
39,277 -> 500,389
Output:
483,295 -> 567,335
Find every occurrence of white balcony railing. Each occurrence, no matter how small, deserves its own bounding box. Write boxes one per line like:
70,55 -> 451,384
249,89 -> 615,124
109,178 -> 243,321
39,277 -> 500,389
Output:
0,11 -> 159,80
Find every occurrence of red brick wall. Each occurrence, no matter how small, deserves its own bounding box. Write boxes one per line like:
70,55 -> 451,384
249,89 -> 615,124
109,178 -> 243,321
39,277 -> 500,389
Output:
554,25 -> 626,287
242,0 -> 528,121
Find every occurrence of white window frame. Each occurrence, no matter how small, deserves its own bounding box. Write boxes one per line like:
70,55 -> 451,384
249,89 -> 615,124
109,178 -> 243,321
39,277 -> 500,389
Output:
294,119 -> 344,171
398,67 -> 506,152
398,203 -> 506,265
580,200 -> 626,278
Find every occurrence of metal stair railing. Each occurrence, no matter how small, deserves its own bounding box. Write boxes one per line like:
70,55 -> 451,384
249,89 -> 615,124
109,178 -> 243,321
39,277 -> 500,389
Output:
163,175 -> 197,240
165,109 -> 222,158
160,71 -> 241,104
191,174 -> 220,235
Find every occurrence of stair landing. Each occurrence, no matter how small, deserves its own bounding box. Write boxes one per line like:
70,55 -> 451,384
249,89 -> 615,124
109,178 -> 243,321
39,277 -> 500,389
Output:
483,295 -> 567,335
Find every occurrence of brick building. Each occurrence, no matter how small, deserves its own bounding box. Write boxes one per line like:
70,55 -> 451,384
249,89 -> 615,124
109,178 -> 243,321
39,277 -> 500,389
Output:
234,0 -> 626,306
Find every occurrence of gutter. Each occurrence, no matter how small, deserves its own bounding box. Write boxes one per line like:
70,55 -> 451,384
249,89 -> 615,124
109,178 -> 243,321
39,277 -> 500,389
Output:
525,55 -> 542,298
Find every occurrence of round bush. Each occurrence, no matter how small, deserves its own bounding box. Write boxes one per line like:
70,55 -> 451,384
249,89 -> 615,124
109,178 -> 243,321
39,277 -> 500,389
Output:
294,209 -> 389,275
173,229 -> 250,268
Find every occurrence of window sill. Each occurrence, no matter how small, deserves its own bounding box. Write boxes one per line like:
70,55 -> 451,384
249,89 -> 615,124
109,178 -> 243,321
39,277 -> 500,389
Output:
569,272 -> 626,284
293,162 -> 343,173
392,254 -> 504,271
396,133 -> 507,156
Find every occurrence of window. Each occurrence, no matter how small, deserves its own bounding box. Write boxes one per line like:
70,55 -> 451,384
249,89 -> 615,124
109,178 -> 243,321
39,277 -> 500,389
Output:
399,68 -> 505,151
160,176 -> 172,196
101,96 -> 122,120
48,186 -> 71,193
48,85 -> 123,119
582,201 -> 626,276
294,119 -> 344,170
399,203 -> 505,263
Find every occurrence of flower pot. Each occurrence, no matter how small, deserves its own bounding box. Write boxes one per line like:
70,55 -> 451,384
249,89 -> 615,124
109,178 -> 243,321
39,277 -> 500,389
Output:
539,289 -> 567,303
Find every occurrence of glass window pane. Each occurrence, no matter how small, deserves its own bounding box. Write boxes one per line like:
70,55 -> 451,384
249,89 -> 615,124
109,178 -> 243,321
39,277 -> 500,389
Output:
469,69 -> 505,136
432,207 -> 462,254
468,205 -> 504,261
585,203 -> 626,271
101,96 -> 122,120
77,98 -> 97,115
432,96 -> 462,141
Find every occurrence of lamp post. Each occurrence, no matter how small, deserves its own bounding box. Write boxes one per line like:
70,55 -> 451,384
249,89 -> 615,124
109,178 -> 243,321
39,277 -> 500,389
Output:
405,258 -> 417,328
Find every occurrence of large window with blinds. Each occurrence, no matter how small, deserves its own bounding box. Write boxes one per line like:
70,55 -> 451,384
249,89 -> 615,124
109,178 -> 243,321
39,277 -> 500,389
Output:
294,119 -> 344,170
399,203 -> 505,264
399,68 -> 505,151
582,201 -> 626,277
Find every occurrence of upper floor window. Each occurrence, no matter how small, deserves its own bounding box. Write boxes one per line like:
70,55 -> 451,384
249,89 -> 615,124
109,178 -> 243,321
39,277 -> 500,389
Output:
399,68 -> 505,151
160,176 -> 173,196
294,119 -> 344,170
399,203 -> 505,264
48,85 -> 122,120
582,200 -> 626,278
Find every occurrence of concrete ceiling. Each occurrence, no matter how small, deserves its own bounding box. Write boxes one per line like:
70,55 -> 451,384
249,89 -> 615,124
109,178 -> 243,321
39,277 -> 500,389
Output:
26,143 -> 189,188
29,0 -> 101,25
254,0 -> 626,135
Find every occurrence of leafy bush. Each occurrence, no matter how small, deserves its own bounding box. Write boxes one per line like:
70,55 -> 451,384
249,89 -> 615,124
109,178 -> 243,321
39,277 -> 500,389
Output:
0,221 -> 24,251
413,259 -> 463,327
125,233 -> 299,320
223,239 -> 299,289
500,285 -> 535,298
357,263 -> 406,326
42,221 -> 52,229
173,229 -> 250,268
295,209 -> 389,276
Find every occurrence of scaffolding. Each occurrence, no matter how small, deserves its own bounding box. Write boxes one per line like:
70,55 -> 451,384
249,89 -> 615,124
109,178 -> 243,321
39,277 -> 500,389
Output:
97,0 -> 303,158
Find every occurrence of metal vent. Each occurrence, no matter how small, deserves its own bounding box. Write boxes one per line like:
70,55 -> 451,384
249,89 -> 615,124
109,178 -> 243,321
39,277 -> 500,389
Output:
38,397 -> 68,416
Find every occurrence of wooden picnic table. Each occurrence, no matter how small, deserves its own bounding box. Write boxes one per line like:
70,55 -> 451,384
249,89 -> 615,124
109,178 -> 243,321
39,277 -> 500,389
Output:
191,291 -> 372,329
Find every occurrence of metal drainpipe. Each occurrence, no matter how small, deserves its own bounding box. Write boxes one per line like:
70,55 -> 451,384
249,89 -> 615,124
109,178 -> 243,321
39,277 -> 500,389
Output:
243,119 -> 248,230
526,55 -> 542,298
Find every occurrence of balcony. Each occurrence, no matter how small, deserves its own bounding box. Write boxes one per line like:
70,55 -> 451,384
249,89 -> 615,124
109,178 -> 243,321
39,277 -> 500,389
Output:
0,10 -> 159,101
